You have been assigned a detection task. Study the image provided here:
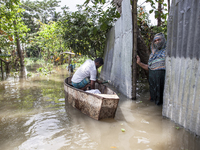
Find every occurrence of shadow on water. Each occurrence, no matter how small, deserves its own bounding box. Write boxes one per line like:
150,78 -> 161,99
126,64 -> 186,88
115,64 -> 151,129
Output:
0,64 -> 200,150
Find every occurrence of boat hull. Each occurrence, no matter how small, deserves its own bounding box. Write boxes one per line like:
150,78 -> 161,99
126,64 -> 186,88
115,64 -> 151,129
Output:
64,77 -> 119,120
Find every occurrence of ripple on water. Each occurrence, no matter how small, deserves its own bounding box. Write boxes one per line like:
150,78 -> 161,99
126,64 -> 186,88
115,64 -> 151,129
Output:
134,136 -> 150,144
18,111 -> 98,150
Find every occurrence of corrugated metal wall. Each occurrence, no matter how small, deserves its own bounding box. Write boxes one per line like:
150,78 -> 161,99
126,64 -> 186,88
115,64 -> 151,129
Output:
100,0 -> 133,98
163,0 -> 200,136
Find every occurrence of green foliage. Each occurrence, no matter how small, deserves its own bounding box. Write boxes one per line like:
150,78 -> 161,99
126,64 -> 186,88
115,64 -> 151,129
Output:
35,59 -> 46,65
24,57 -> 39,63
81,0 -> 169,56
35,21 -> 64,60
75,56 -> 89,67
146,0 -> 168,24
24,57 -> 34,65
20,0 -> 61,58
151,21 -> 167,38
21,0 -> 61,24
0,0 -> 169,70
0,0 -> 29,51
27,72 -> 33,77
59,1 -> 120,58
137,3 -> 168,53
37,67 -> 44,72
137,6 -> 153,49
84,0 -> 106,5
0,0 -> 29,72
0,54 -> 11,57
36,62 -> 53,75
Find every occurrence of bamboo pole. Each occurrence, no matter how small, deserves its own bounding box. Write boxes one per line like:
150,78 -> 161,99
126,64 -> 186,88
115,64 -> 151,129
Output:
132,0 -> 137,100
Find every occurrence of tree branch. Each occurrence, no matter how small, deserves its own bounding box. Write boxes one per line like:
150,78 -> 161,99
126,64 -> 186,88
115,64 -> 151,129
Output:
0,58 -> 11,64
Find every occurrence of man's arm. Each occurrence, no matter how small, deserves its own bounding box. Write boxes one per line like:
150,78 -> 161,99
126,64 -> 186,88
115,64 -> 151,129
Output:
90,80 -> 96,89
136,55 -> 149,71
89,78 -> 102,90
137,62 -> 149,70
96,79 -> 102,84
80,83 -> 91,91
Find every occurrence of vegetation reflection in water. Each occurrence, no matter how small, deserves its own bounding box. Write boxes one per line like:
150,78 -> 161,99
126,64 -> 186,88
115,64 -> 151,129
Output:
0,76 -> 65,111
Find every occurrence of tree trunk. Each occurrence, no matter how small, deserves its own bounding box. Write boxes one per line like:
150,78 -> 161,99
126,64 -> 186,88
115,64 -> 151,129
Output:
38,47 -> 41,58
0,58 -> 11,75
5,62 -> 10,73
14,20 -> 24,68
60,41 -> 63,65
48,48 -> 50,61
168,0 -> 170,14
0,60 -> 3,79
20,66 -> 26,78
132,0 -> 137,100
16,38 -> 24,67
157,0 -> 162,26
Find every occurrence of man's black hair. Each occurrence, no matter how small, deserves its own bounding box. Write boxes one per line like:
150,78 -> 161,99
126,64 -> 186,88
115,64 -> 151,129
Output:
95,58 -> 104,65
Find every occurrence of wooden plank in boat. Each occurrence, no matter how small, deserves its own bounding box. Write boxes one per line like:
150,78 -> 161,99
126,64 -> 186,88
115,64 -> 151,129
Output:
95,94 -> 119,99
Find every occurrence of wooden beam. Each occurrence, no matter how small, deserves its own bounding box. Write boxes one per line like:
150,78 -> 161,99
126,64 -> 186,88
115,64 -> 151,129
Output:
132,0 -> 137,100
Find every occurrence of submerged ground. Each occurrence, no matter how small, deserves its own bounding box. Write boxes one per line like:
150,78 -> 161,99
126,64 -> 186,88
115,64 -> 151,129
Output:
0,65 -> 199,150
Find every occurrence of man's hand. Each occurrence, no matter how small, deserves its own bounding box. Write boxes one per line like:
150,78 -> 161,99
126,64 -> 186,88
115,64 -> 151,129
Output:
136,55 -> 149,71
81,83 -> 91,91
97,80 -> 102,84
136,55 -> 141,65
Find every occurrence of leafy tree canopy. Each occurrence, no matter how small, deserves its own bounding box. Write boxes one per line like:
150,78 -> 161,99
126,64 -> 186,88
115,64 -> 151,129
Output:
59,1 -> 120,58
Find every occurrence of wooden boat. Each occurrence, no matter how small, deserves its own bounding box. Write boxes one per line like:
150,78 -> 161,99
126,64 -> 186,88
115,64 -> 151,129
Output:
64,77 -> 119,120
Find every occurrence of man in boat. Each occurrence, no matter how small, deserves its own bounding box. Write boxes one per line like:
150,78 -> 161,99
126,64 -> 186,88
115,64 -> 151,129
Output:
71,58 -> 104,90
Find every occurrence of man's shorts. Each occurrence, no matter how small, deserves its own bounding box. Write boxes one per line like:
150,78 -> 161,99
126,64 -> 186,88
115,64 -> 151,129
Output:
72,78 -> 90,89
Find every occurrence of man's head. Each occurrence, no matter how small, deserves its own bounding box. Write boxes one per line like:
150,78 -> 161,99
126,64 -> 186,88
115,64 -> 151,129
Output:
153,33 -> 166,50
94,58 -> 104,69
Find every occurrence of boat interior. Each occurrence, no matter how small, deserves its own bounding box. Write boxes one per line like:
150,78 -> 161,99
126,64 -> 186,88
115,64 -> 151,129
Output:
65,77 -> 117,95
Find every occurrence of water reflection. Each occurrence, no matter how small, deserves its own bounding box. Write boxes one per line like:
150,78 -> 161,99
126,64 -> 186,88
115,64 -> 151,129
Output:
0,65 -> 199,150
18,110 -> 98,150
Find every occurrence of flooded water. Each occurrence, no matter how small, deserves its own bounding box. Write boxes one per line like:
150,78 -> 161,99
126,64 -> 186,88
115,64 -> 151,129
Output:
0,65 -> 200,150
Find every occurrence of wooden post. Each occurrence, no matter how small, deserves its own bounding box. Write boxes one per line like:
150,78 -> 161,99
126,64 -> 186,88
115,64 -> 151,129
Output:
132,0 -> 137,100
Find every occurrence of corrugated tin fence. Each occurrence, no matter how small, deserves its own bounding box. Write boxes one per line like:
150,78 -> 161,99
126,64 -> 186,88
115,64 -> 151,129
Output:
163,0 -> 200,136
100,0 -> 133,98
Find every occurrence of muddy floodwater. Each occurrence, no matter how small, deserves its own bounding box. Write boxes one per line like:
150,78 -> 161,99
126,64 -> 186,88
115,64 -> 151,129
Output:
0,65 -> 200,150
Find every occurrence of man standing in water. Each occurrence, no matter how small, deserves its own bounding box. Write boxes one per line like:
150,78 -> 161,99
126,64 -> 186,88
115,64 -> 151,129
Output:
71,58 -> 104,91
136,33 -> 166,105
